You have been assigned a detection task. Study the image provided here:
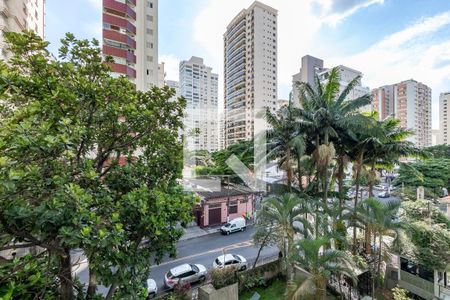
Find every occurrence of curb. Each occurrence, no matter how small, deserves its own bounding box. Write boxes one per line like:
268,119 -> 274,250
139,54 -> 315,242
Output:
180,224 -> 254,242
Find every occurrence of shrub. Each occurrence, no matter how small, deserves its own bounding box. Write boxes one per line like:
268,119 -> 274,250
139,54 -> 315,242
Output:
210,268 -> 238,289
237,260 -> 282,292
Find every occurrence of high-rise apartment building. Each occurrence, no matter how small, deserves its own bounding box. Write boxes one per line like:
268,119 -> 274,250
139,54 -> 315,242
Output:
102,0 -> 158,91
180,56 -> 219,152
291,56 -> 369,109
0,0 -> 45,59
166,80 -> 180,101
224,1 -> 278,147
372,80 -> 432,148
440,92 -> 450,145
157,62 -> 165,88
371,85 -> 395,120
291,55 -> 324,106
317,65 -> 370,111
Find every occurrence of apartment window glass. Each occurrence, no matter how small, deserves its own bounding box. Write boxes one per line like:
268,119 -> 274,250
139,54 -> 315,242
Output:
148,1 -> 153,8
146,15 -> 153,22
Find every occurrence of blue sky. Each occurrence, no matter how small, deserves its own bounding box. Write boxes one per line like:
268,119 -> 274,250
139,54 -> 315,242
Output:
45,0 -> 450,128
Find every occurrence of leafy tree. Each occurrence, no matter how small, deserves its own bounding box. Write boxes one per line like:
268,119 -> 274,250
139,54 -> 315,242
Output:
0,32 -> 195,299
423,144 -> 450,159
395,158 -> 450,195
399,200 -> 450,270
392,286 -> 413,300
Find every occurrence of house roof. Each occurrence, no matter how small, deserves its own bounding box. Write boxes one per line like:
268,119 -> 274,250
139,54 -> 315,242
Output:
196,185 -> 255,200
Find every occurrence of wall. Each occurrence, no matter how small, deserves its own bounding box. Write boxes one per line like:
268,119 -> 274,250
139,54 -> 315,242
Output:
198,283 -> 238,300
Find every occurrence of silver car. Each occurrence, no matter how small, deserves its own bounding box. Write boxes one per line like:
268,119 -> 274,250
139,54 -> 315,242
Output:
164,263 -> 207,289
145,279 -> 157,298
213,254 -> 248,271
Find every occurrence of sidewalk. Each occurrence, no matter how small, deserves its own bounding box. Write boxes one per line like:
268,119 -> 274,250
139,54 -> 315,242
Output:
180,222 -> 254,241
179,225 -> 221,241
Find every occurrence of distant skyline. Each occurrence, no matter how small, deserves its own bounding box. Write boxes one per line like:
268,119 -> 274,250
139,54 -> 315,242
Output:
45,0 -> 450,128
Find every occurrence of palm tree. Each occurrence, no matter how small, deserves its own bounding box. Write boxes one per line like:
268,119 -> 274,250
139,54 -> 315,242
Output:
265,102 -> 303,191
257,193 -> 309,280
296,68 -> 371,217
363,118 -> 420,197
289,236 -> 356,300
356,198 -> 402,297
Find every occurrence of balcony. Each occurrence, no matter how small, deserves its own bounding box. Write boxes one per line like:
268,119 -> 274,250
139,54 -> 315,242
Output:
103,45 -> 136,63
103,29 -> 136,49
103,13 -> 136,34
106,62 -> 136,78
103,0 -> 136,20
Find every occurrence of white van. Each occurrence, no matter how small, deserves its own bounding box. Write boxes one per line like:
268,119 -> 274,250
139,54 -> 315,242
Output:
220,217 -> 246,235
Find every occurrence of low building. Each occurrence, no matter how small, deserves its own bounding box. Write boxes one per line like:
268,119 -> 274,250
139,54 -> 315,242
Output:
194,186 -> 256,228
397,256 -> 450,300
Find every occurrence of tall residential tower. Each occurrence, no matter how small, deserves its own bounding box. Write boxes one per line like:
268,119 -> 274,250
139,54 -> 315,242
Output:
102,0 -> 158,91
372,80 -> 432,147
224,1 -> 278,147
180,56 -> 219,152
0,0 -> 45,59
440,92 -> 450,145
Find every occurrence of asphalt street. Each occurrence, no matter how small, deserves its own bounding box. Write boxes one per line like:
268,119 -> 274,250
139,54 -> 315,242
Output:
73,226 -> 279,296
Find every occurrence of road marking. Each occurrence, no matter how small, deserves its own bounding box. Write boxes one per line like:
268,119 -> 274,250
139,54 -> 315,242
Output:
151,240 -> 254,268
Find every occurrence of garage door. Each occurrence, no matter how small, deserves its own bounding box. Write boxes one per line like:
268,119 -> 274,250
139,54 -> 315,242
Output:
208,208 -> 221,226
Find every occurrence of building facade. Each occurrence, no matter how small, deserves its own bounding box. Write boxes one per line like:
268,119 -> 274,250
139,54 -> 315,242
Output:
224,1 -> 278,147
166,79 -> 180,101
291,55 -> 324,106
195,186 -> 255,228
440,92 -> 450,145
372,85 -> 395,120
372,80 -> 432,148
102,0 -> 158,91
317,65 -> 371,111
179,56 -> 219,152
0,0 -> 45,59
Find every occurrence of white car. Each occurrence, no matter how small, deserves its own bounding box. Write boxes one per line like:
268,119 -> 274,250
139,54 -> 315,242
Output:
220,217 -> 246,235
145,279 -> 157,298
164,263 -> 207,289
213,254 -> 248,271
374,185 -> 387,191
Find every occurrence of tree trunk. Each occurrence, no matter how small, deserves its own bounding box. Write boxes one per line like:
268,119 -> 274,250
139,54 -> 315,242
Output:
286,148 -> 292,192
297,153 -> 303,191
87,266 -> 97,298
352,151 -> 364,255
377,234 -> 383,288
106,283 -> 118,300
253,229 -> 272,269
365,226 -> 371,255
368,161 -> 376,197
338,155 -> 345,218
58,248 -> 73,300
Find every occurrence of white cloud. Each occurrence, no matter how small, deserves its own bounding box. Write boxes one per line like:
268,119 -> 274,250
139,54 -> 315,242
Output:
192,0 -> 385,107
331,12 -> 450,128
192,1 -> 450,128
86,0 -> 102,11
159,54 -> 180,82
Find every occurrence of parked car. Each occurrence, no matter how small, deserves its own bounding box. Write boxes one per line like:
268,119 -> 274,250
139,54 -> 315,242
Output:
145,279 -> 157,298
164,263 -> 207,289
213,254 -> 248,271
378,191 -> 390,198
374,185 -> 387,191
220,217 -> 246,235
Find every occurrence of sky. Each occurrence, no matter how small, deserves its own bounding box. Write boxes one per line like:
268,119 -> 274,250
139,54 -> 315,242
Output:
45,0 -> 450,129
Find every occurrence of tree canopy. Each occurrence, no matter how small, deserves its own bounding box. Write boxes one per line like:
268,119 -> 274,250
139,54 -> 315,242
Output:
0,32 -> 196,299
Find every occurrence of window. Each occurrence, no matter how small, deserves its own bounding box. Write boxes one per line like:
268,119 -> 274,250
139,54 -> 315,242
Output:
146,15 -> 154,21
146,29 -> 154,35
148,2 -> 153,8
229,200 -> 238,214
